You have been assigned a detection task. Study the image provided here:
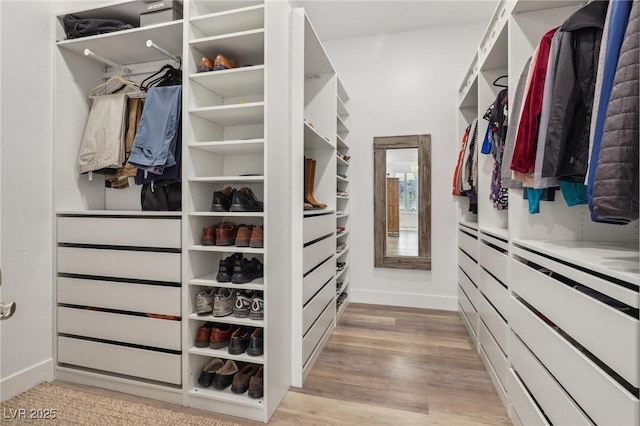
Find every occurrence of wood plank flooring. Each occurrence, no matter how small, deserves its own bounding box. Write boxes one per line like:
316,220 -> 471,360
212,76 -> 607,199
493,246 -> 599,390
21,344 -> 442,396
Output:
57,303 -> 511,425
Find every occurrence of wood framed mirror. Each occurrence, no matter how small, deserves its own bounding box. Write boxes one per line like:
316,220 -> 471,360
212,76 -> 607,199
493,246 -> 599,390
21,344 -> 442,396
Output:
374,134 -> 431,270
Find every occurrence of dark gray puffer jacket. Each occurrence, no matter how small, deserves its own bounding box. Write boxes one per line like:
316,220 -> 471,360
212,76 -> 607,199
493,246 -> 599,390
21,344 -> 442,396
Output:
592,0 -> 639,222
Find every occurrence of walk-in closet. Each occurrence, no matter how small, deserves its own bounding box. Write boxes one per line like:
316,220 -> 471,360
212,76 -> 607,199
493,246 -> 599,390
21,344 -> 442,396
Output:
1,1 -> 637,425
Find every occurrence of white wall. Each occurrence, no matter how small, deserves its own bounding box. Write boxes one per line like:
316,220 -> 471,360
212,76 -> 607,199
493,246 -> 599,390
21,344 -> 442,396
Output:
325,22 -> 485,310
0,0 -> 106,401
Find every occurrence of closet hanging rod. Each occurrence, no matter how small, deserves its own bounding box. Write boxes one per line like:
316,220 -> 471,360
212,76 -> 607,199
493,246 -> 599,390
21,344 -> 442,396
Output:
146,40 -> 181,66
83,49 -> 130,75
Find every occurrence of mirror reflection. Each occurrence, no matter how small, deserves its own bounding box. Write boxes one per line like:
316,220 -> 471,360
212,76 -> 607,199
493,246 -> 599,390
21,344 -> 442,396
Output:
385,148 -> 419,256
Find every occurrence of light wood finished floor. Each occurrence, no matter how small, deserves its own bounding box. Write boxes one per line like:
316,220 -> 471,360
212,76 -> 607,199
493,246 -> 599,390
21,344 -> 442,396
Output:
57,304 -> 511,425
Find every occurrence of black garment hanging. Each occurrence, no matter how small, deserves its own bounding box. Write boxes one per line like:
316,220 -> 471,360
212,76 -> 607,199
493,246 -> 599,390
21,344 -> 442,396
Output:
140,64 -> 182,90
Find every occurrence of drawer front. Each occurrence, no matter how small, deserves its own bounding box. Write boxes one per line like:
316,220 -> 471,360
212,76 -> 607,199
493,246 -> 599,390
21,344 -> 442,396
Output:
507,368 -> 550,426
479,243 -> 508,285
58,216 -> 181,248
479,321 -> 507,387
510,332 -> 593,426
510,296 -> 639,426
458,286 -> 478,337
511,259 -> 639,388
303,214 -> 334,245
479,267 -> 508,318
478,294 -> 508,354
58,336 -> 181,385
458,230 -> 478,260
58,307 -> 181,350
459,249 -> 478,283
303,278 -> 335,333
58,247 -> 181,282
303,236 -> 334,275
303,299 -> 335,363
58,277 -> 181,316
458,267 -> 478,309
303,257 -> 335,304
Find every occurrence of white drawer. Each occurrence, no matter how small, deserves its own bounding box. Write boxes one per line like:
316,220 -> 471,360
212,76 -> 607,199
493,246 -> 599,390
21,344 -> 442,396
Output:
58,307 -> 181,350
458,286 -> 478,338
58,216 -> 181,249
58,277 -> 181,316
479,266 -> 508,318
303,213 -> 334,245
58,247 -> 181,282
303,257 -> 335,304
303,279 -> 335,333
511,259 -> 639,388
458,229 -> 478,260
458,267 -> 478,309
510,332 -> 593,426
303,236 -> 334,275
459,249 -> 478,283
478,294 -> 507,354
303,299 -> 335,363
479,320 -> 507,387
510,296 -> 639,426
479,242 -> 508,285
58,336 -> 181,385
507,368 -> 550,426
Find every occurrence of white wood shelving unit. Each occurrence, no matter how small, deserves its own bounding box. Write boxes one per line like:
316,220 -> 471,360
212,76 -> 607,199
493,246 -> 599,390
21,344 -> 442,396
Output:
456,2 -> 640,425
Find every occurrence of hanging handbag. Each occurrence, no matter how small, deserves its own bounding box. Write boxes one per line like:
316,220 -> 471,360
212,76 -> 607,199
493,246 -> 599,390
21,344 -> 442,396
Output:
141,180 -> 181,211
62,15 -> 133,39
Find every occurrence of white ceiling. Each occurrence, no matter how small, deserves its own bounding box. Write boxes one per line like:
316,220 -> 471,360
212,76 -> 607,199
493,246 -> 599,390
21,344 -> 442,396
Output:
290,0 -> 499,42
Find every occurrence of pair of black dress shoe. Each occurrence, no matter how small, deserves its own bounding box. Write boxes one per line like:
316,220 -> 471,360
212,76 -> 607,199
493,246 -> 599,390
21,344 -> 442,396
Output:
228,326 -> 263,356
211,186 -> 263,212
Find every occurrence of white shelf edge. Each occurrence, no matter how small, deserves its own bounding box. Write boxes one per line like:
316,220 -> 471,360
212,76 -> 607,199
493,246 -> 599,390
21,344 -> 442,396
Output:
189,212 -> 264,217
188,312 -> 264,328
188,64 -> 265,81
188,346 -> 264,365
336,175 -> 349,183
304,209 -> 335,217
189,4 -> 265,24
190,272 -> 264,290
188,387 -> 263,408
189,28 -> 265,46
188,245 -> 265,254
56,210 -> 182,217
188,176 -> 264,183
336,265 -> 348,281
336,213 -> 349,219
336,230 -> 349,238
336,247 -> 349,258
336,296 -> 349,320
189,101 -> 265,114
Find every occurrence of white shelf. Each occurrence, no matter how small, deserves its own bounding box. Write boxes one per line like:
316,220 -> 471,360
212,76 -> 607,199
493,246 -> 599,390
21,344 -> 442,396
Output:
188,386 -> 263,408
337,246 -> 349,258
190,102 -> 264,126
336,175 -> 348,183
189,245 -> 265,254
336,195 -> 349,200
336,265 -> 349,281
190,29 -> 265,68
512,0 -> 584,14
336,134 -> 349,151
480,226 -> 509,241
189,346 -> 264,365
459,220 -> 479,231
336,213 -> 349,219
303,15 -> 334,76
337,116 -> 349,134
336,277 -> 349,299
337,78 -> 349,102
56,210 -> 182,217
188,312 -> 264,328
189,66 -> 264,98
304,209 -> 335,217
336,295 -> 349,320
190,5 -> 265,38
336,230 -> 349,239
304,121 -> 333,149
188,139 -> 264,155
337,155 -> 349,166
189,212 -> 264,218
190,273 -> 264,290
337,97 -> 349,118
191,1 -> 263,16
188,176 -> 264,184
57,21 -> 183,65
512,239 -> 640,286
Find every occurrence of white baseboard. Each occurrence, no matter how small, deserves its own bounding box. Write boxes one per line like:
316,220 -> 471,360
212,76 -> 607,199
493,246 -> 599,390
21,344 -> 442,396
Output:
350,289 -> 458,311
0,358 -> 54,402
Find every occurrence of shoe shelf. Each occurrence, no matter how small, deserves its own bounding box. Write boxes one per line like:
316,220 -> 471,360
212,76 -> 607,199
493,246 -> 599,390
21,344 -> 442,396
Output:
337,230 -> 349,239
304,209 -> 335,217
188,139 -> 264,155
190,273 -> 265,290
188,245 -> 265,254
336,212 -> 349,219
336,277 -> 349,299
336,176 -> 348,184
337,247 -> 349,258
189,66 -> 265,98
190,0 -> 264,17
336,155 -> 349,166
337,116 -> 349,134
189,346 -> 264,365
56,210 -> 182,217
188,176 -> 264,184
190,29 -> 265,67
336,294 -> 349,321
56,20 -> 183,66
337,96 -> 349,119
336,265 -> 349,282
337,78 -> 349,103
188,386 -> 263,408
336,135 -> 349,151
189,212 -> 264,218
189,102 -> 264,126
304,121 -> 334,149
190,4 -> 265,38
188,312 -> 265,328
336,195 -> 349,200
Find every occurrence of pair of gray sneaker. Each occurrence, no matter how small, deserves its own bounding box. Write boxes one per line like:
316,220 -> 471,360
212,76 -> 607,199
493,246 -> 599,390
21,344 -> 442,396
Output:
233,291 -> 264,320
196,288 -> 236,317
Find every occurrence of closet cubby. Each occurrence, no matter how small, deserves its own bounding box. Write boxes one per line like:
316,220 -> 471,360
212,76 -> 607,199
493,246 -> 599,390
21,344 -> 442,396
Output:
457,1 -> 640,425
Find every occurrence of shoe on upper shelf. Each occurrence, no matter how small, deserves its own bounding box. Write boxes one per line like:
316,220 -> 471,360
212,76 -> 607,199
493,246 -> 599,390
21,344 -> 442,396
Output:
247,328 -> 263,356
249,295 -> 264,320
231,257 -> 264,284
235,224 -> 254,247
213,287 -> 235,317
231,363 -> 261,394
212,359 -> 239,390
248,366 -> 264,399
209,323 -> 236,349
230,187 -> 263,212
249,225 -> 263,248
336,242 -> 347,253
196,289 -> 214,316
195,322 -> 215,347
201,226 -> 216,246
213,54 -> 239,71
197,56 -> 214,73
216,220 -> 238,246
216,253 -> 243,282
211,186 -> 234,212
197,357 -> 224,388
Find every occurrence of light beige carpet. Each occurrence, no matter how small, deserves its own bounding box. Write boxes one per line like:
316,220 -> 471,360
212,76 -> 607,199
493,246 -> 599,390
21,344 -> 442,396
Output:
1,382 -> 244,425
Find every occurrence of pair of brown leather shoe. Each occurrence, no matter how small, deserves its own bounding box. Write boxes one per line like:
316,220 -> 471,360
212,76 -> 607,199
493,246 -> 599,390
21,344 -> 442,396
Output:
201,222 -> 263,248
195,322 -> 237,349
197,54 -> 239,73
